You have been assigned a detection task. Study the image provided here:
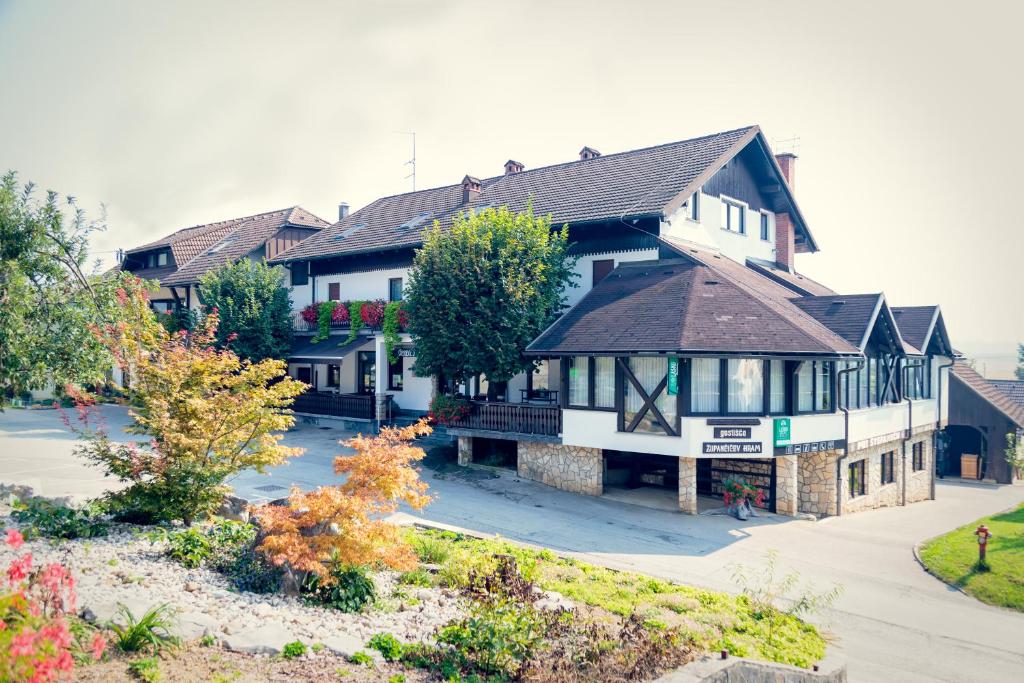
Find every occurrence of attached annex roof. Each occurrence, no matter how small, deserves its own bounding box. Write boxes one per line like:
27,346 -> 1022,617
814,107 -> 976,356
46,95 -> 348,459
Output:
745,259 -> 837,297
891,306 -> 953,356
951,363 -> 1024,427
791,293 -> 908,354
526,256 -> 860,357
273,125 -> 817,263
990,379 -> 1024,408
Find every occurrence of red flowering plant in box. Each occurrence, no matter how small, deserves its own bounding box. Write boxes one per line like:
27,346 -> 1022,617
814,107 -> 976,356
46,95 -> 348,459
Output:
428,394 -> 471,426
360,300 -> 386,328
331,302 -> 350,325
722,477 -> 764,509
300,303 -> 319,324
0,529 -> 107,681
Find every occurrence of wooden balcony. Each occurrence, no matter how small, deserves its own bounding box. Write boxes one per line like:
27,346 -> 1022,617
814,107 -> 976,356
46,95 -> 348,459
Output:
291,391 -> 377,420
292,311 -> 351,334
446,401 -> 562,439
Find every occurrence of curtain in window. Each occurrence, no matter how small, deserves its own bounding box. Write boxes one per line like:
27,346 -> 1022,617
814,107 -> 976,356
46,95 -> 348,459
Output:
769,360 -> 786,413
690,358 -> 720,413
727,359 -> 763,413
797,362 -> 813,412
568,356 -> 589,406
816,362 -> 833,411
594,357 -> 615,408
625,357 -> 672,433
532,360 -> 549,391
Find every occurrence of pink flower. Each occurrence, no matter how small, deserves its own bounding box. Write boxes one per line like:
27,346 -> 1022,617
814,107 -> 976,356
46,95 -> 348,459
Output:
226,332 -> 239,342
10,628 -> 36,657
7,552 -> 32,585
5,528 -> 25,550
90,632 -> 107,660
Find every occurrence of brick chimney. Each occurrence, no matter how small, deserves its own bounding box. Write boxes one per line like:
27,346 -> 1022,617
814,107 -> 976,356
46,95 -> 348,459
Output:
773,153 -> 797,271
579,146 -> 601,161
338,202 -> 349,221
461,175 -> 482,204
504,159 -> 524,175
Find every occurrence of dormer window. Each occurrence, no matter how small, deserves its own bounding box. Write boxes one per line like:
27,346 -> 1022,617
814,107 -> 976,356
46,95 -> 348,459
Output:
722,198 -> 745,234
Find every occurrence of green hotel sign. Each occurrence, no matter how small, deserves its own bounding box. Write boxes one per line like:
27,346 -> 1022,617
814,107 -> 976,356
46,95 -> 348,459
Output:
667,357 -> 679,395
773,417 -> 791,447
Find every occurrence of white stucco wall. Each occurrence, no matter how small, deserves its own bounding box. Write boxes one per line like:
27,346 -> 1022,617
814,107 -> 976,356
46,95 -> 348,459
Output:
660,191 -> 776,265
315,267 -> 411,303
564,249 -> 660,307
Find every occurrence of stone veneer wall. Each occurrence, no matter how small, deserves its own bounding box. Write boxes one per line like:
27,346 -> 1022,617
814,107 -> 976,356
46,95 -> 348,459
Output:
775,455 -> 798,516
457,437 -> 472,466
516,442 -> 603,496
798,431 -> 935,516
678,457 -> 697,514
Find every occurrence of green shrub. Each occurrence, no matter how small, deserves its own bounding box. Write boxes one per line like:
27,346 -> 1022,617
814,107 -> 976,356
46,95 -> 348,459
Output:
199,634 -> 217,647
434,600 -> 548,678
388,675 -> 406,683
110,604 -> 179,654
302,564 -> 376,612
348,650 -> 373,666
128,656 -> 161,682
281,640 -> 307,659
148,519 -> 257,571
398,569 -> 433,587
223,548 -> 284,594
368,632 -> 404,662
409,531 -> 452,564
12,497 -> 108,540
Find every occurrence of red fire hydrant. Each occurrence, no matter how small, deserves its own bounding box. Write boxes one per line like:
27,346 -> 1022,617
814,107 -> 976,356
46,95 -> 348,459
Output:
974,524 -> 993,563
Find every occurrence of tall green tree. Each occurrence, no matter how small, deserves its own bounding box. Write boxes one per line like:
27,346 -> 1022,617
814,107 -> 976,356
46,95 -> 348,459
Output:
0,170 -> 137,399
1016,343 -> 1023,380
405,204 -> 575,396
197,258 -> 293,362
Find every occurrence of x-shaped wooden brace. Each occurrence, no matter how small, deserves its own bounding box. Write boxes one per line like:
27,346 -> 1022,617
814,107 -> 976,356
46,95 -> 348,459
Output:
880,355 -> 900,403
618,358 -> 677,435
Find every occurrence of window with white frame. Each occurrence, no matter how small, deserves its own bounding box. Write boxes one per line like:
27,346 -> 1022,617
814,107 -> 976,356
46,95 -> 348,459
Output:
721,198 -> 746,234
594,357 -> 615,408
760,212 -> 771,241
568,356 -> 589,407
690,358 -> 720,413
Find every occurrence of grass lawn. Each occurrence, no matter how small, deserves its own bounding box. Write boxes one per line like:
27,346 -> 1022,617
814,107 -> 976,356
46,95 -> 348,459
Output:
409,528 -> 828,669
918,503 -> 1024,611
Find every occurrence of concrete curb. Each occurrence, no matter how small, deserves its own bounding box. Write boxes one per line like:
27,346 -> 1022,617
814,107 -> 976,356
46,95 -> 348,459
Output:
656,653 -> 846,682
911,541 -> 971,598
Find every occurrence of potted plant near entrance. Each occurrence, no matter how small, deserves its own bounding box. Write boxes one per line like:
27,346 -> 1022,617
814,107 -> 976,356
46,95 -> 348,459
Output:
722,477 -> 764,520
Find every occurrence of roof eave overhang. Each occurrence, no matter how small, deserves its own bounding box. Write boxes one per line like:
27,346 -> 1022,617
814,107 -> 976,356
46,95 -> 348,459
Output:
524,348 -> 861,359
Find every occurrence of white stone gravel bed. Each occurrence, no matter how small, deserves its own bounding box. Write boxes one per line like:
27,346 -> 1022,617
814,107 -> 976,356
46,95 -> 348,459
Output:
0,517 -> 467,656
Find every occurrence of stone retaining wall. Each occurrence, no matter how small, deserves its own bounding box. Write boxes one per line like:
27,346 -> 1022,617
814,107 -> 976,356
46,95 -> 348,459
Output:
678,457 -> 697,514
516,442 -> 603,496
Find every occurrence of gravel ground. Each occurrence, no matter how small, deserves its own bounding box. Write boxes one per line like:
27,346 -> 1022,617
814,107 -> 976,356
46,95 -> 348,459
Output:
0,515 -> 466,656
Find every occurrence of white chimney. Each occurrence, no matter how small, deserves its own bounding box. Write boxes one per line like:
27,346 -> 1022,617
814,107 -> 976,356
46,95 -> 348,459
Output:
338,202 -> 350,221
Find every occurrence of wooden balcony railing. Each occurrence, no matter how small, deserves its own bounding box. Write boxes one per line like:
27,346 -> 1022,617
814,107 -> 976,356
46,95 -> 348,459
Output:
292,311 -> 351,334
446,401 -> 561,437
291,391 -> 376,420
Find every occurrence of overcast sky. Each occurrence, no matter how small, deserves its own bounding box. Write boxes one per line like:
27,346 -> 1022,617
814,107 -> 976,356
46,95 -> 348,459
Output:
1,0 -> 1021,371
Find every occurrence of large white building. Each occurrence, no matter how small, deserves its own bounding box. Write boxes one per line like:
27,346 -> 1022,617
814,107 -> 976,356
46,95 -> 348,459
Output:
267,125 -> 955,517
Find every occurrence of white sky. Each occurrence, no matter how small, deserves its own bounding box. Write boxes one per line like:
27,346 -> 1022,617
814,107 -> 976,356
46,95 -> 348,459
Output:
1,0 -> 1021,365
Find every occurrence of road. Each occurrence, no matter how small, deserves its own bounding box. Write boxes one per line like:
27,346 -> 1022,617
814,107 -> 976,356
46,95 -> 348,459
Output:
2,405 -> 1023,681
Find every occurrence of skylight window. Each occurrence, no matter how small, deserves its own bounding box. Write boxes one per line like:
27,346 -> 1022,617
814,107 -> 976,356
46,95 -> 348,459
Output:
207,238 -> 234,254
333,223 -> 367,240
397,212 -> 433,231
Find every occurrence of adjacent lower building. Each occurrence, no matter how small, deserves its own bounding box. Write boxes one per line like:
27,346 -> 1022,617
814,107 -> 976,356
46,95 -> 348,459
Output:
946,364 -> 1024,484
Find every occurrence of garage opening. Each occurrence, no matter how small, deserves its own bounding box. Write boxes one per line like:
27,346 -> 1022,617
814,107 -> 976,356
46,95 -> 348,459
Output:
601,450 -> 679,511
470,437 -> 518,469
697,458 -> 776,512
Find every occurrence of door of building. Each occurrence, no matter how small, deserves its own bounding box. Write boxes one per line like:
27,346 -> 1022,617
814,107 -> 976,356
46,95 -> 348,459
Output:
357,351 -> 376,394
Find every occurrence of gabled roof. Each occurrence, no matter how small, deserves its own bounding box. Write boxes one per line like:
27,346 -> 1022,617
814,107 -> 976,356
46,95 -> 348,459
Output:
990,379 -> 1024,408
272,125 -> 816,263
745,259 -> 837,297
791,295 -> 886,349
527,256 -> 861,357
891,306 -> 952,356
951,363 -> 1024,427
125,207 -> 327,286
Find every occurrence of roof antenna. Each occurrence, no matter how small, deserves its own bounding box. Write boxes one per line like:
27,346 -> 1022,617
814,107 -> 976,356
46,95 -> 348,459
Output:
773,135 -> 800,155
398,131 -> 416,191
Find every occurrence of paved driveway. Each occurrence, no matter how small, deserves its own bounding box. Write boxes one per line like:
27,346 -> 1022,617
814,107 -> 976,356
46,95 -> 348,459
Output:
2,405 -> 1023,682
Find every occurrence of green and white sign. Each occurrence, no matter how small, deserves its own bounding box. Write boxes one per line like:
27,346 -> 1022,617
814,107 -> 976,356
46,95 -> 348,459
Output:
667,357 -> 679,395
773,417 -> 791,447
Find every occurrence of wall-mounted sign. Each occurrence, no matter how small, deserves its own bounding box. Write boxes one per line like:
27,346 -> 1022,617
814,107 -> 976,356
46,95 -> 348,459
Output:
713,426 -> 751,439
703,442 -> 764,455
667,357 -> 679,396
395,346 -> 417,358
773,418 -> 791,446
773,439 -> 845,456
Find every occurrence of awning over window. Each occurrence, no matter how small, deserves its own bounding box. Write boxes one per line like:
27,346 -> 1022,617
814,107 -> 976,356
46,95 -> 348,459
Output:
288,336 -> 368,364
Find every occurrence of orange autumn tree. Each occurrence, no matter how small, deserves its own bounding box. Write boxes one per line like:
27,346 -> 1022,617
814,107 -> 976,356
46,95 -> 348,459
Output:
257,419 -> 433,584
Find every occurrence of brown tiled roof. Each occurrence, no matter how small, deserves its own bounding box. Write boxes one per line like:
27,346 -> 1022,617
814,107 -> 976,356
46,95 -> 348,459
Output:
890,306 -> 954,357
745,259 -> 837,297
527,257 -> 861,356
991,379 -> 1024,407
161,208 -> 327,286
791,294 -> 885,350
658,237 -> 861,354
952,363 -> 1024,427
273,126 -> 816,263
124,207 -> 327,286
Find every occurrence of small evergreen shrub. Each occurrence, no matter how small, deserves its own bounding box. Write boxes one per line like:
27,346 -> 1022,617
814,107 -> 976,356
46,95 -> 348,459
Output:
12,497 -> 108,539
281,640 -> 307,659
302,564 -> 376,612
